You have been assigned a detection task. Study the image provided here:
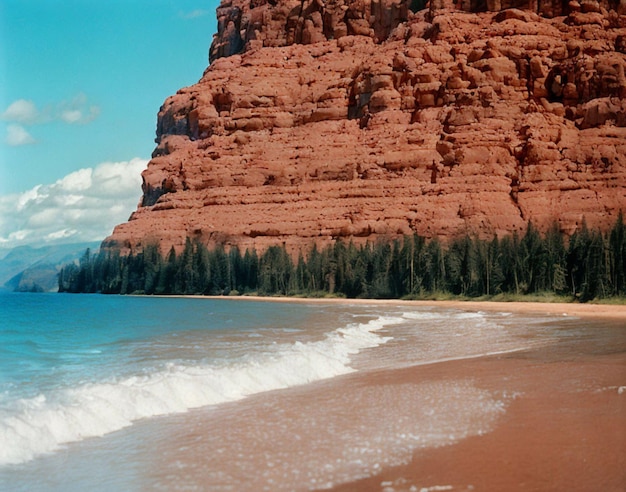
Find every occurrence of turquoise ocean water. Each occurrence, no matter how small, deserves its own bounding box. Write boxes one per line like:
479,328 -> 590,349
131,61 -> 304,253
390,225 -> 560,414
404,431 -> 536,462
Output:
0,291 -> 622,491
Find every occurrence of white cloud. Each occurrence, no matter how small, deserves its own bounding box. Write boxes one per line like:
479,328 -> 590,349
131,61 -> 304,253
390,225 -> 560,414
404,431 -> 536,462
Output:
6,124 -> 36,146
60,110 -> 83,123
2,99 -> 40,124
0,157 -> 149,249
58,93 -> 101,125
179,9 -> 209,19
45,228 -> 79,241
2,93 -> 100,128
59,168 -> 93,192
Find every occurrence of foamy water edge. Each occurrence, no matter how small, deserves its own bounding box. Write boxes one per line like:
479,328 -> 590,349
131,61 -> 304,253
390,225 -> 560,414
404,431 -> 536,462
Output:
0,315 -> 403,466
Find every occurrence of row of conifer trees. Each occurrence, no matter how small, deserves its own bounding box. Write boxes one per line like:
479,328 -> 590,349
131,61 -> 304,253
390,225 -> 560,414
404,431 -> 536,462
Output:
59,215 -> 626,301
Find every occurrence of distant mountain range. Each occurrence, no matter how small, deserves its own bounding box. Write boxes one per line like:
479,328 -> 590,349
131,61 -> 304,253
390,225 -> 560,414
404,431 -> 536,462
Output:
0,241 -> 101,292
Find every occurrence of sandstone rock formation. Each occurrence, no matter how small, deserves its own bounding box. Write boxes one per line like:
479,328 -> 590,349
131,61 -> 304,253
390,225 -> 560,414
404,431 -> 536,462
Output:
104,1 -> 626,255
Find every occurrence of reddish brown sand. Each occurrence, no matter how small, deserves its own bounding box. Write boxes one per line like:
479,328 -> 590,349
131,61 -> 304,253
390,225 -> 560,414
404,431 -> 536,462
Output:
325,326 -> 626,492
181,297 -> 625,491
200,296 -> 626,321
155,297 -> 626,491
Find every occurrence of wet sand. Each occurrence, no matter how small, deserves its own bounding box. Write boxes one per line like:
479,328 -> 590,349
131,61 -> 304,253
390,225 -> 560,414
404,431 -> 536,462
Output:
327,332 -> 626,491
406,300 -> 626,321
199,295 -> 626,320
176,296 -> 626,491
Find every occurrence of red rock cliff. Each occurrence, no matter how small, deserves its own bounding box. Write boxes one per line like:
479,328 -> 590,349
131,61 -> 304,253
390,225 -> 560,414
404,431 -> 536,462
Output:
104,1 -> 626,255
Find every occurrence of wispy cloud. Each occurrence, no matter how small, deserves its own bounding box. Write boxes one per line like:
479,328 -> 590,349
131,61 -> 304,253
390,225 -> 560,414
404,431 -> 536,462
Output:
2,94 -> 101,146
2,93 -> 100,127
57,93 -> 101,125
179,9 -> 210,19
0,158 -> 149,249
6,124 -> 36,146
2,100 -> 40,125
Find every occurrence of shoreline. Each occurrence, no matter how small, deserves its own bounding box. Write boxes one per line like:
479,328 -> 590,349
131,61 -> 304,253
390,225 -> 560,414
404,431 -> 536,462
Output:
325,350 -> 626,492
121,294 -> 626,491
168,294 -> 626,320
174,294 -> 626,490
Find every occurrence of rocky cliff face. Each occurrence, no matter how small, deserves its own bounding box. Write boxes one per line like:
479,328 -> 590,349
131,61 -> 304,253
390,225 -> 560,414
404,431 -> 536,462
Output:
104,1 -> 626,255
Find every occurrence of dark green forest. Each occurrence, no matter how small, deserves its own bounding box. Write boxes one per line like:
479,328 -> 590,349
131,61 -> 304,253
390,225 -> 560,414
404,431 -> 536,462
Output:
59,215 -> 626,302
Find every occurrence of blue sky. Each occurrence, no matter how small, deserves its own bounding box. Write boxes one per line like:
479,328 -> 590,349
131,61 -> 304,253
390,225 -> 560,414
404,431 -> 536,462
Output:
0,0 -> 219,249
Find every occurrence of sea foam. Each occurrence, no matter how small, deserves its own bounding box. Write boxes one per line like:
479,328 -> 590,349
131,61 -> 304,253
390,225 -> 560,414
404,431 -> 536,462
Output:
0,315 -> 402,466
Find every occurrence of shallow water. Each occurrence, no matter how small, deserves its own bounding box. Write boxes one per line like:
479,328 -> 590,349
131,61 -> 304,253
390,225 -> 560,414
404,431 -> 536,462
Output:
0,292 -> 622,491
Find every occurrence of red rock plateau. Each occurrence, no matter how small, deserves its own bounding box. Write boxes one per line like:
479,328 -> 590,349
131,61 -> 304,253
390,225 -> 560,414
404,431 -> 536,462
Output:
104,0 -> 626,256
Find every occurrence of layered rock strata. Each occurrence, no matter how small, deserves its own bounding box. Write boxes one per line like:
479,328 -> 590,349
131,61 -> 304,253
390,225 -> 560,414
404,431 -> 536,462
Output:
104,2 -> 626,255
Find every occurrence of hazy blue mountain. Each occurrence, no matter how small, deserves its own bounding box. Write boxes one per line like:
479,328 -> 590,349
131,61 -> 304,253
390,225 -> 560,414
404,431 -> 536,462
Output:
0,242 -> 101,292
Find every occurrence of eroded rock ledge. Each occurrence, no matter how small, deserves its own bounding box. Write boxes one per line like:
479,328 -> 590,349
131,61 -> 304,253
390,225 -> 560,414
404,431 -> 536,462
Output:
104,3 -> 626,255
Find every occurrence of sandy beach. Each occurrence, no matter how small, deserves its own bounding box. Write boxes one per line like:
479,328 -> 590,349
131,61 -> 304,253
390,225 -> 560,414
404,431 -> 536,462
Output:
86,295 -> 624,491
197,294 -> 626,320
196,296 -> 626,491
302,300 -> 625,492
406,300 -> 626,321
325,350 -> 626,492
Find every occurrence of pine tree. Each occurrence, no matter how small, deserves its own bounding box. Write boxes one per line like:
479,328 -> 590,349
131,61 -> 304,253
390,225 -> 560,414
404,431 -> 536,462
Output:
229,246 -> 245,293
210,244 -> 230,294
446,236 -> 473,296
156,246 -> 178,295
370,241 -> 392,298
566,220 -> 609,301
307,244 -> 323,293
174,238 -> 196,294
142,243 -> 161,294
499,232 -> 522,294
242,249 -> 259,293
425,238 -> 445,293
194,241 -> 211,294
544,222 -> 567,294
343,241 -> 366,298
388,239 -> 405,298
520,222 -> 546,293
609,211 -> 625,296
259,245 -> 293,295
58,262 -> 79,292
475,236 -> 503,296
57,221 -> 623,302
105,254 -> 117,294
567,221 -> 591,298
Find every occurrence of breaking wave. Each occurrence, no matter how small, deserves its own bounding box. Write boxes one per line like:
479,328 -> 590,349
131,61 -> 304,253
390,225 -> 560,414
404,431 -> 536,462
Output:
0,316 -> 402,466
